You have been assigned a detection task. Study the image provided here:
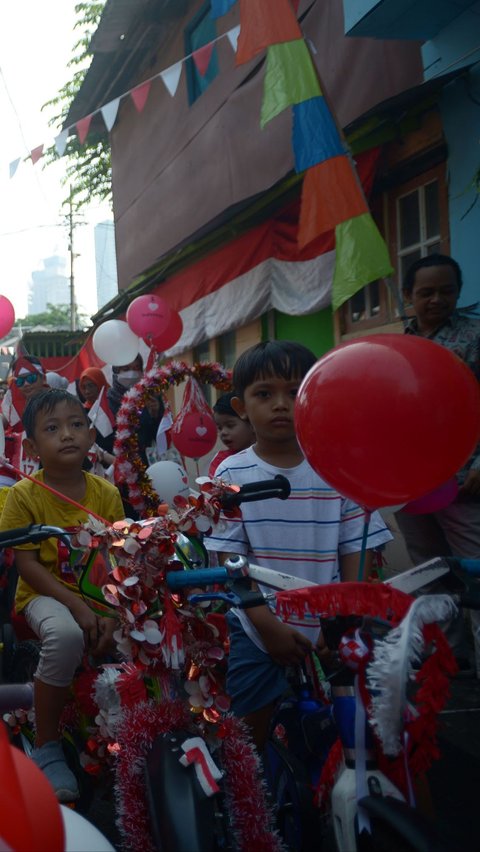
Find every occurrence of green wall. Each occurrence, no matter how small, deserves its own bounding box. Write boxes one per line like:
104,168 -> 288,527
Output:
263,308 -> 334,358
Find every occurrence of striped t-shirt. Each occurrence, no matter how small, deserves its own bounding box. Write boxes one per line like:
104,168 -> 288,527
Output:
205,446 -> 392,649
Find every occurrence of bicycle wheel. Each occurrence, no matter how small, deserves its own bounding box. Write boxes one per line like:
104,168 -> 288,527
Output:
264,738 -> 323,852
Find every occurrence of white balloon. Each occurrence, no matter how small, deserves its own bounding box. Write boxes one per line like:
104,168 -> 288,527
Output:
146,460 -> 190,506
92,320 -> 139,365
60,805 -> 115,851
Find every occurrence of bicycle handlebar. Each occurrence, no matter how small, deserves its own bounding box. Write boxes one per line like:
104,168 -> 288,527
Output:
0,524 -> 72,550
219,475 -> 290,509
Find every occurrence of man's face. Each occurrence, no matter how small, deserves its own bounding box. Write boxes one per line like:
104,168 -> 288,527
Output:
406,265 -> 459,332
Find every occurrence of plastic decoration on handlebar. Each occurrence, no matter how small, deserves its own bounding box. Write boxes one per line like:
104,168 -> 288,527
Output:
219,475 -> 290,510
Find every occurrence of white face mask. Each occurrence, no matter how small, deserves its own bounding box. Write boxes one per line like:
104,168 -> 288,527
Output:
117,370 -> 142,388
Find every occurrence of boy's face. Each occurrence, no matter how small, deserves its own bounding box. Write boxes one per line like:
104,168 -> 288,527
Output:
233,374 -> 301,445
214,412 -> 254,453
23,400 -> 95,468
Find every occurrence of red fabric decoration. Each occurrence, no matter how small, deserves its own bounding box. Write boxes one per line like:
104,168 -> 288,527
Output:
131,81 -> 151,113
192,43 -> 215,77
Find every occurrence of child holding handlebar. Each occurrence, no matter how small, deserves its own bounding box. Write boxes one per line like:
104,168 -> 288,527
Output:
0,389 -> 124,801
205,341 -> 392,749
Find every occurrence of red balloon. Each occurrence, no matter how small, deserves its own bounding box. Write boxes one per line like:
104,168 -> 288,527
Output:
0,295 -> 15,339
402,476 -> 458,515
171,410 -> 217,459
126,295 -> 172,341
295,334 -> 480,510
0,722 -> 64,850
146,310 -> 183,352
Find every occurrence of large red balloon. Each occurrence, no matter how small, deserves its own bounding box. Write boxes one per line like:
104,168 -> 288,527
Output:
295,334 -> 480,510
0,295 -> 15,339
146,310 -> 183,352
171,410 -> 217,459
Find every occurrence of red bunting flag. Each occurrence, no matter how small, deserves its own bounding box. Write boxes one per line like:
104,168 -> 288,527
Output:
30,145 -> 44,165
76,114 -> 93,145
298,156 -> 369,246
236,0 -> 302,65
131,81 -> 151,113
192,42 -> 215,77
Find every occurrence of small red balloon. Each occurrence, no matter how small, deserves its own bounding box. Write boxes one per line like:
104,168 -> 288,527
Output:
171,410 -> 217,459
295,334 -> 480,510
146,310 -> 183,352
126,295 -> 172,341
0,295 -> 15,339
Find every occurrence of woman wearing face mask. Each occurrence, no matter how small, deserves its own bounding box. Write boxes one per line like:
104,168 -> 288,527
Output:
107,355 -> 144,418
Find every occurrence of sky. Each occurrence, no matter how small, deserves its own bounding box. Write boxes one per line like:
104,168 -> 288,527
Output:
0,0 -> 112,324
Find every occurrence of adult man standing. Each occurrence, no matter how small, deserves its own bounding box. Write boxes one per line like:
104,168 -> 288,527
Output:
396,253 -> 480,675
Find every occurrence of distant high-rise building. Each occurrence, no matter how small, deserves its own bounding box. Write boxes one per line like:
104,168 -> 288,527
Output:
28,255 -> 69,315
95,221 -> 118,310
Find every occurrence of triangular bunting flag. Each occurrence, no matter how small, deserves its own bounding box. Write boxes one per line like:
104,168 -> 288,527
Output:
76,114 -> 93,145
226,25 -> 241,53
192,43 -> 215,78
210,0 -> 237,19
30,145 -> 44,165
160,61 -> 183,97
101,98 -> 120,132
236,0 -> 302,65
9,158 -> 20,179
260,40 -> 321,128
332,213 -> 394,311
298,157 -> 368,246
54,129 -> 69,157
292,97 -> 344,173
131,81 -> 151,113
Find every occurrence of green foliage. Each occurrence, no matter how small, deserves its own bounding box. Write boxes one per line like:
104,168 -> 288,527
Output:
42,1 -> 111,212
17,304 -> 90,329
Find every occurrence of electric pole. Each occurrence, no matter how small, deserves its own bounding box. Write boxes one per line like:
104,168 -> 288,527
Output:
68,186 -> 77,331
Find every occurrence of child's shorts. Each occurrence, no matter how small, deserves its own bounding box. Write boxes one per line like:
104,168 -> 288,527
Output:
226,610 -> 288,717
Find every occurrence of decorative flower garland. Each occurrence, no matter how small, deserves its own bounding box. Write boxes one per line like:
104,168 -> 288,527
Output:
113,360 -> 232,516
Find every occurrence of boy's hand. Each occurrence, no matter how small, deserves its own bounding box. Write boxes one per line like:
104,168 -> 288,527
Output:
92,616 -> 117,658
260,619 -> 312,666
69,598 -> 99,650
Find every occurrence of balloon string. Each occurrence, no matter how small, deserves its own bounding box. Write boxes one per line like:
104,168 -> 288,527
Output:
0,458 -> 112,526
357,511 -> 371,582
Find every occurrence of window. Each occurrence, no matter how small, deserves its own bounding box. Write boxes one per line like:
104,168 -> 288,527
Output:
184,2 -> 219,104
217,330 -> 236,370
193,340 -> 212,405
340,162 -> 449,334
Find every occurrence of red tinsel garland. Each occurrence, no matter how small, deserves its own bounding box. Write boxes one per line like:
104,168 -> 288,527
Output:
219,715 -> 286,852
114,701 -> 285,852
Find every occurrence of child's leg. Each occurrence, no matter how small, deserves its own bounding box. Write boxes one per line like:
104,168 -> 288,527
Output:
226,612 -> 288,752
25,596 -> 85,744
24,596 -> 84,801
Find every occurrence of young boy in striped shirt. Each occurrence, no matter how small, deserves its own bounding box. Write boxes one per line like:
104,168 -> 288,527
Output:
205,340 -> 392,749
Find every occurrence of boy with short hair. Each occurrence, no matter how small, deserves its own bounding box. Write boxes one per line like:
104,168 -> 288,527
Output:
205,341 -> 392,748
208,391 -> 255,477
0,389 -> 124,801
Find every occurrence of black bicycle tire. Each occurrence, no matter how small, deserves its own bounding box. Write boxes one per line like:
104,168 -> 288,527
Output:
1,621 -> 16,680
265,739 -> 323,852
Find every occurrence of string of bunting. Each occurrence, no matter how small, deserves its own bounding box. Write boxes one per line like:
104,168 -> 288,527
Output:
7,21 -> 241,179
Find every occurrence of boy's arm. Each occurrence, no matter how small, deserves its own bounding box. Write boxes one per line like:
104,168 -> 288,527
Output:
339,549 -> 373,582
218,550 -> 312,665
15,549 -> 100,648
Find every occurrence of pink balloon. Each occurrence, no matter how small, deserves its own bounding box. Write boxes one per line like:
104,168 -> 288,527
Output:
126,295 -> 172,341
146,310 -> 183,352
401,477 -> 459,515
0,295 -> 15,339
171,411 -> 217,459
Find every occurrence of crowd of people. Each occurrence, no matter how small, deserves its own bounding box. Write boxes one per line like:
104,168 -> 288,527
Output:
0,252 -> 478,804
